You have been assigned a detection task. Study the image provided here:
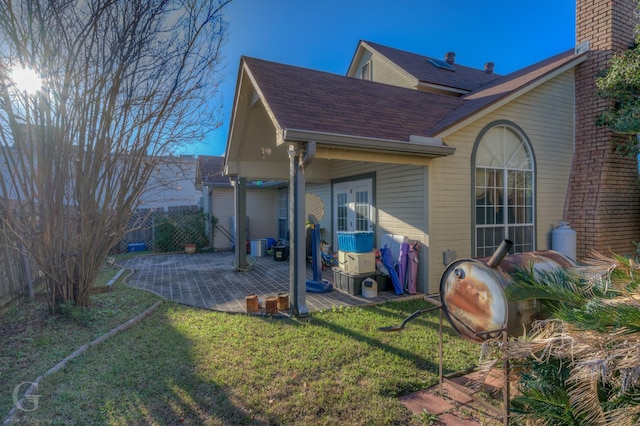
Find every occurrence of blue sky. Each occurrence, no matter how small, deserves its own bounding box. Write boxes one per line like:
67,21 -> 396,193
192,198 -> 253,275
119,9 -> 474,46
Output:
192,0 -> 576,157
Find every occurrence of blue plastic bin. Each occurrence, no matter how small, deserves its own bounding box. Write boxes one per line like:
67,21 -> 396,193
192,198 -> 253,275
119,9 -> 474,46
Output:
336,231 -> 374,253
127,242 -> 147,252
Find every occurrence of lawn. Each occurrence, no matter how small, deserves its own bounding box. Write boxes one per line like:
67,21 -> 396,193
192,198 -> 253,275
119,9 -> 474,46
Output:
1,253 -> 493,425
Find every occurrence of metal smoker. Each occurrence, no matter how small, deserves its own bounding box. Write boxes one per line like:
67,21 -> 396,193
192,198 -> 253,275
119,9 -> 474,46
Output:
380,239 -> 575,425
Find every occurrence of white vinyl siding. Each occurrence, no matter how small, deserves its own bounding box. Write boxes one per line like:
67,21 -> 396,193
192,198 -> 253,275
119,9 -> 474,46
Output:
349,48 -> 417,89
427,70 -> 575,292
211,187 -> 278,250
211,188 -> 234,249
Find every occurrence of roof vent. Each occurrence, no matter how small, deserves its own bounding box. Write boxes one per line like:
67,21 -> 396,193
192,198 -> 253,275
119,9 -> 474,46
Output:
428,58 -> 455,71
445,51 -> 456,65
484,62 -> 495,74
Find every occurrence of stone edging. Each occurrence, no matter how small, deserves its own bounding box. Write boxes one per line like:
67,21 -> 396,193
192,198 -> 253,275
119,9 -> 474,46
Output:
2,300 -> 163,425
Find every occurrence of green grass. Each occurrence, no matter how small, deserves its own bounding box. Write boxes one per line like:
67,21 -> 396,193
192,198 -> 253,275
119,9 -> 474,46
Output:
1,256 -> 494,425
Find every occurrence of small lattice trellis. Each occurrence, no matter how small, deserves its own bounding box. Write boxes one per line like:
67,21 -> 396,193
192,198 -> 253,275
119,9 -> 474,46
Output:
153,209 -> 208,252
118,205 -> 206,253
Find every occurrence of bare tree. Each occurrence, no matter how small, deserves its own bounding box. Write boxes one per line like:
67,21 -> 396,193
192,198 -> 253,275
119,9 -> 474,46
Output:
0,0 -> 231,310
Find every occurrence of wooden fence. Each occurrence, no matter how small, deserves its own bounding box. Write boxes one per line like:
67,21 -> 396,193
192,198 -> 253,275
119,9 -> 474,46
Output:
0,224 -> 30,311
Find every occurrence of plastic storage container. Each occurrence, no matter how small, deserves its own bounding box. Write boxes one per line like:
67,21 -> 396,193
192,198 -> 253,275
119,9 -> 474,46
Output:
273,241 -> 289,261
332,268 -> 375,295
337,231 -> 374,253
127,242 -> 146,252
250,239 -> 267,257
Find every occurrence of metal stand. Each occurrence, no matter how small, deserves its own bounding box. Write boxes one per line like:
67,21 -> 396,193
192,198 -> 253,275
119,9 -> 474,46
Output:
423,296 -> 511,426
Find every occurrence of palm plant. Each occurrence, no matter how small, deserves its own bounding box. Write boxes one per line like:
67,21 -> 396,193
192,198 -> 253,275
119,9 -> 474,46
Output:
497,253 -> 640,425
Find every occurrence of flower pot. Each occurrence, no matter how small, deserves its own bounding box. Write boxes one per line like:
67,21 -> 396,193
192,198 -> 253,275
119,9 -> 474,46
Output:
184,244 -> 196,254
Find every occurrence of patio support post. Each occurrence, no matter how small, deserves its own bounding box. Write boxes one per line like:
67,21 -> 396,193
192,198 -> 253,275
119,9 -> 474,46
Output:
289,144 -> 309,317
233,177 -> 248,270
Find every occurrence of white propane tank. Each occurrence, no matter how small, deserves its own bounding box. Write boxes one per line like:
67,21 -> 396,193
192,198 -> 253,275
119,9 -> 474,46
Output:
552,221 -> 576,261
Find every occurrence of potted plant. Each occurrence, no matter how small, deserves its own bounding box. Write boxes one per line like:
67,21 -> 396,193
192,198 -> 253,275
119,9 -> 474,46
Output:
184,243 -> 196,254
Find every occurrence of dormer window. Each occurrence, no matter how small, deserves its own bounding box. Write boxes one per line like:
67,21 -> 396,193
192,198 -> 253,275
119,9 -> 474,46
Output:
361,61 -> 372,80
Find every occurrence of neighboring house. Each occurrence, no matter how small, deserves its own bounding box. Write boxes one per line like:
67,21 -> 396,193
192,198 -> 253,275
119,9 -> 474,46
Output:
197,155 -> 283,250
225,0 -> 640,295
138,155 -> 201,210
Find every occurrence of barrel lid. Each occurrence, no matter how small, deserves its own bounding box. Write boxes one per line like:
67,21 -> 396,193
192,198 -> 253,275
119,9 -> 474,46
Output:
440,259 -> 508,344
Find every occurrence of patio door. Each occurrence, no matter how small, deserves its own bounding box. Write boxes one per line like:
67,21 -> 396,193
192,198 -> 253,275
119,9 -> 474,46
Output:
333,178 -> 373,235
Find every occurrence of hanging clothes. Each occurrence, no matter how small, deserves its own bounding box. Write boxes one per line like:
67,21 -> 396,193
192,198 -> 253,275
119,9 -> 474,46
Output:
398,242 -> 410,292
406,241 -> 419,294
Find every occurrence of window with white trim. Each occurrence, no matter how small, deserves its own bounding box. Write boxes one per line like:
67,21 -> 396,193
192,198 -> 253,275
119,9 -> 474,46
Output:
473,123 -> 535,257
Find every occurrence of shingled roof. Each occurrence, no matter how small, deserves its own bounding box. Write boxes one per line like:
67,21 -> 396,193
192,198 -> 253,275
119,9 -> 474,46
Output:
197,155 -> 229,185
361,40 -> 501,92
429,48 -> 588,136
244,56 -> 463,142
237,43 -> 587,149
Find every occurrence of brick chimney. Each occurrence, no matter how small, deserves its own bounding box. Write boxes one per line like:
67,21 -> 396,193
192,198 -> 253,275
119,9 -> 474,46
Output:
565,0 -> 640,259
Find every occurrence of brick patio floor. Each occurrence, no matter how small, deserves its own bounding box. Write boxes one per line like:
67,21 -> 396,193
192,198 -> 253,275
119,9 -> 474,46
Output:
120,250 -> 419,313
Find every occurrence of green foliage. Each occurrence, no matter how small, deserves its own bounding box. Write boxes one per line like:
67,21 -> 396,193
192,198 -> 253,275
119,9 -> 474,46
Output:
595,3 -> 640,156
417,408 -> 441,425
154,221 -> 179,252
55,300 -> 92,324
510,358 -> 584,426
505,257 -> 640,425
153,211 -> 209,252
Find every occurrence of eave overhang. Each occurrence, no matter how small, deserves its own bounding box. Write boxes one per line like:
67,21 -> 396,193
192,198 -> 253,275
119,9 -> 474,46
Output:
281,128 -> 456,158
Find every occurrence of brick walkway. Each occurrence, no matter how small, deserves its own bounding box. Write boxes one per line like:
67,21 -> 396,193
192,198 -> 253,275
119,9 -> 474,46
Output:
120,250 -> 418,313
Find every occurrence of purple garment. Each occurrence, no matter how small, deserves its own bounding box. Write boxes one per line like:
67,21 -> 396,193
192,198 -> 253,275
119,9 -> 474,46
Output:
398,242 -> 410,292
380,246 -> 403,295
406,242 -> 419,294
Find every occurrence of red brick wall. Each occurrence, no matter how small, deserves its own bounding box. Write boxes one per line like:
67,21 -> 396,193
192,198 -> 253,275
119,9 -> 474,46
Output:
565,0 -> 640,259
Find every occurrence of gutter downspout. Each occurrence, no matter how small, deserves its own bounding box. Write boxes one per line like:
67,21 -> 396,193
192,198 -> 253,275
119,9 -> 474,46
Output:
289,142 -> 315,318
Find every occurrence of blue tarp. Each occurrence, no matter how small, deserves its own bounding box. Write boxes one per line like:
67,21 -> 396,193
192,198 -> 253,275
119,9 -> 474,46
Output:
380,246 -> 404,295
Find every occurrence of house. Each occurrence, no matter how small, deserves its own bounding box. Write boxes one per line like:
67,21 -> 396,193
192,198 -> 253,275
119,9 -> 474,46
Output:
138,155 -> 201,210
224,0 -> 640,310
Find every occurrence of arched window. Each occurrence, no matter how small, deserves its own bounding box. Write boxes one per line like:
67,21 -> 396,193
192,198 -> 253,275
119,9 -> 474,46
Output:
472,122 -> 535,257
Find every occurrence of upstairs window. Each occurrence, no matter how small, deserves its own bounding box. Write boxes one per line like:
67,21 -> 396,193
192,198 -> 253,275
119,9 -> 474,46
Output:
473,122 -> 535,257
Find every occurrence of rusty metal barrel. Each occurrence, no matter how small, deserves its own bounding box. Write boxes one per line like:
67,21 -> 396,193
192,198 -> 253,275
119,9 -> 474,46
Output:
439,240 -> 575,344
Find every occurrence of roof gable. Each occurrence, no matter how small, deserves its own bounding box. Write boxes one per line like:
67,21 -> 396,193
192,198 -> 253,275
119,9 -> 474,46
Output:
356,41 -> 502,93
243,56 -> 463,142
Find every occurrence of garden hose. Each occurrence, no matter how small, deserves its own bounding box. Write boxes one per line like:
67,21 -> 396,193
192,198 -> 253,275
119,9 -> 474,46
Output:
233,255 -> 256,271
